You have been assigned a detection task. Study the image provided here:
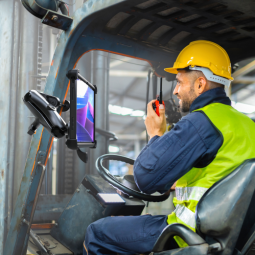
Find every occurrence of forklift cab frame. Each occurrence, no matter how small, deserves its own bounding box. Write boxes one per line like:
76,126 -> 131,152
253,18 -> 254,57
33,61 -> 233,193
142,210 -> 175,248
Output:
4,0 -> 255,254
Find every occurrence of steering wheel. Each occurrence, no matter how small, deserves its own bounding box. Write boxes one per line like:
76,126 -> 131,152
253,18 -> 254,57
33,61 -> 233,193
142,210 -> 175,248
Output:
96,154 -> 170,202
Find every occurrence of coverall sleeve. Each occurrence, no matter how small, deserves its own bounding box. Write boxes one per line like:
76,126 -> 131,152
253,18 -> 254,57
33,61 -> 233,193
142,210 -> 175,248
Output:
133,112 -> 222,194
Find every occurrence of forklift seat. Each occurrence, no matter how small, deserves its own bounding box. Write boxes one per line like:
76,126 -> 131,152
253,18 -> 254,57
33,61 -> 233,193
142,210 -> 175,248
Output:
152,159 -> 255,255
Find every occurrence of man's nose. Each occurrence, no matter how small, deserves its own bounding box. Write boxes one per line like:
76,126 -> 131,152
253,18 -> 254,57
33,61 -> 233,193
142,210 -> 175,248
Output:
173,84 -> 179,95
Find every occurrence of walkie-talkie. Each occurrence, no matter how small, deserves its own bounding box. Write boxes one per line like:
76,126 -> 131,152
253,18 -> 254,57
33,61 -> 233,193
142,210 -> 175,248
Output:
152,77 -> 165,116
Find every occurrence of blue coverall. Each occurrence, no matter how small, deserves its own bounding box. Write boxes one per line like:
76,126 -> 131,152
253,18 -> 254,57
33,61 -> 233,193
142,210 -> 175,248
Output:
83,88 -> 231,255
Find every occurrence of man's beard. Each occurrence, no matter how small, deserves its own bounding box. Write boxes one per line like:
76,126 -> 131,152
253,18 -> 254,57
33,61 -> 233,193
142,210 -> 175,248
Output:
180,88 -> 197,113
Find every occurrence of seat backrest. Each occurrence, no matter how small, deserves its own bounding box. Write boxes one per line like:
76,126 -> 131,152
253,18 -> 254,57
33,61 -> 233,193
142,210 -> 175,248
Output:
195,159 -> 255,255
235,186 -> 255,253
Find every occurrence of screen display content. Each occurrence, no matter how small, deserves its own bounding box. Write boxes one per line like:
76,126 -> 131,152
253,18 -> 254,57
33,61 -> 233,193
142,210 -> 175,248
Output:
76,79 -> 95,143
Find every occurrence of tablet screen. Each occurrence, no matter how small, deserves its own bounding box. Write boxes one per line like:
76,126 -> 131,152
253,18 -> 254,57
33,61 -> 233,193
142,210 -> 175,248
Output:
76,79 -> 95,143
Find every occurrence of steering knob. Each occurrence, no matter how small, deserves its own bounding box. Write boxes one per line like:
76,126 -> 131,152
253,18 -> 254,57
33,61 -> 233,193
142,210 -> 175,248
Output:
115,175 -> 140,192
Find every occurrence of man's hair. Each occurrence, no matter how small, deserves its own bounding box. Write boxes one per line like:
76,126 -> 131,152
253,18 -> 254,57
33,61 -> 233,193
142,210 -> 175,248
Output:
184,69 -> 224,89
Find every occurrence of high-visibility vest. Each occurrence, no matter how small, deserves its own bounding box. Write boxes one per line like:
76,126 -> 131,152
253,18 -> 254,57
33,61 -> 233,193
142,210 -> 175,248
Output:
167,103 -> 255,247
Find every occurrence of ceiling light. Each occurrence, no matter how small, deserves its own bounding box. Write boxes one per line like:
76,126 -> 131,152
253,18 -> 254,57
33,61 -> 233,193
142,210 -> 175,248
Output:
121,107 -> 133,115
109,104 -> 145,117
232,101 -> 255,114
110,70 -> 148,78
110,57 -> 127,68
109,105 -> 122,115
130,110 -> 145,117
109,145 -> 120,153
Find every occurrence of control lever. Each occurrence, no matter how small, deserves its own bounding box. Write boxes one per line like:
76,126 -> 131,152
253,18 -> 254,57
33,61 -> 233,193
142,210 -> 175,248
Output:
29,229 -> 50,255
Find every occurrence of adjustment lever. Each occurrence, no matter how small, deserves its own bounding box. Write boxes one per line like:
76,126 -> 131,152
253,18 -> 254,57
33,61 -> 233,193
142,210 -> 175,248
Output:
29,229 -> 50,255
27,119 -> 40,135
39,92 -> 70,112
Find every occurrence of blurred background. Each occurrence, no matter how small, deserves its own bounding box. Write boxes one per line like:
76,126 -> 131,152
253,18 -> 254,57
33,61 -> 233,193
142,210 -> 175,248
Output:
2,0 -> 255,245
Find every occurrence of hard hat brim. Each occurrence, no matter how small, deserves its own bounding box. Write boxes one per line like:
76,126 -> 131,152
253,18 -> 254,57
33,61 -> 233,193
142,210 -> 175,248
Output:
164,67 -> 178,74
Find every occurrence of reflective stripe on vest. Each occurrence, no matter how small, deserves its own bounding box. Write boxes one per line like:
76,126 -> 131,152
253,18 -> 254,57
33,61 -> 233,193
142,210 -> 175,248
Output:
175,187 -> 208,201
174,204 -> 196,229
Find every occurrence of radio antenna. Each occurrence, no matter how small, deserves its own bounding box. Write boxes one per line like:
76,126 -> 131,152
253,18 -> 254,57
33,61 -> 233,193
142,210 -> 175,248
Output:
159,78 -> 163,104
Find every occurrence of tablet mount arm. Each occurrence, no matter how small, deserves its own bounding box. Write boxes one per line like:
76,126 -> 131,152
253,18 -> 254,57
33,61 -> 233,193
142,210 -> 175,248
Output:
23,90 -> 91,163
23,70 -> 111,164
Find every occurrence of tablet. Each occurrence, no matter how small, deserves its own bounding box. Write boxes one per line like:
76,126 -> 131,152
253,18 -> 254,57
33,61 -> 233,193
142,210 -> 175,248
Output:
67,69 -> 97,148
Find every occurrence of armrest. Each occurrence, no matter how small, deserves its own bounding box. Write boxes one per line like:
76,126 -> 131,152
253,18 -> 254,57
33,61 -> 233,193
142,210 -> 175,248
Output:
152,223 -> 206,252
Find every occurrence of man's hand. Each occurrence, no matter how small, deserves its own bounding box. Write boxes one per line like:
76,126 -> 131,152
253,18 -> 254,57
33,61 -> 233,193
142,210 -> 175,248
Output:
145,100 -> 166,139
170,182 -> 176,191
164,182 -> 176,195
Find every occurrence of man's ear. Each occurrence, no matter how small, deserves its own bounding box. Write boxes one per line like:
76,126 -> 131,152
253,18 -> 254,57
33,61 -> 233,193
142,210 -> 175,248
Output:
197,77 -> 207,94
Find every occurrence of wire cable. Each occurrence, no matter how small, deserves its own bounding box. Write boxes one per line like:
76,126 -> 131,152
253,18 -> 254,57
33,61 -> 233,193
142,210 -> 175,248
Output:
59,0 -> 76,6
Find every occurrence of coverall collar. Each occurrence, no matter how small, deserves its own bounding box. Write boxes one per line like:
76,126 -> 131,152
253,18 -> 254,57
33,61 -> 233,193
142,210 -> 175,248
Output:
190,87 -> 231,113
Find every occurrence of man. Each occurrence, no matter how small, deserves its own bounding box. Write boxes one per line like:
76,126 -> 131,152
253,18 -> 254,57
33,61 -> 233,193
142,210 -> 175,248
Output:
83,40 -> 255,254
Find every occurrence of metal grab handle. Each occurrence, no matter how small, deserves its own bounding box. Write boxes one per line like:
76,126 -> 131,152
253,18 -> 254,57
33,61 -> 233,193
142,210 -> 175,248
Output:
96,128 -> 118,141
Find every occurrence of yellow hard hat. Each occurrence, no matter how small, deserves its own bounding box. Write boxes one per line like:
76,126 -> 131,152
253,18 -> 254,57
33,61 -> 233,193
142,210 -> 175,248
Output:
165,40 -> 233,82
